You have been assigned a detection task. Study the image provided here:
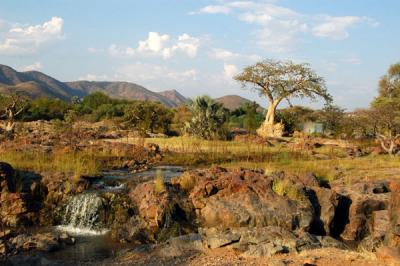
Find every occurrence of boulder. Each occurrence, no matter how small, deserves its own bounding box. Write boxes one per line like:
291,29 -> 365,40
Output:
129,181 -> 196,242
0,162 -> 16,193
184,167 -> 314,232
385,181 -> 400,254
331,181 -> 390,241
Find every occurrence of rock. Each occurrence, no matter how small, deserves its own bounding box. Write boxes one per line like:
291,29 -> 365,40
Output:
308,187 -> 338,236
376,246 -> 400,264
241,242 -> 286,258
158,233 -> 204,257
385,181 -> 400,253
317,236 -> 348,250
0,162 -> 16,192
185,168 -> 314,232
331,181 -> 390,241
202,229 -> 241,249
129,181 -> 196,241
257,122 -> 284,138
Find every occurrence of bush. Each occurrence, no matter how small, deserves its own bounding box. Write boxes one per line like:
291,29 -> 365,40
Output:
184,96 -> 230,140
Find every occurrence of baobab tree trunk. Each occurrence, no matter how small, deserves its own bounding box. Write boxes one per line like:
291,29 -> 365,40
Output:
257,100 -> 284,138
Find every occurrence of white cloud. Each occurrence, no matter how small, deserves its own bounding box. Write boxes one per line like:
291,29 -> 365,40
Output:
210,48 -> 260,62
78,73 -> 110,81
20,62 -> 42,71
191,5 -> 231,15
223,63 -> 239,80
191,2 -> 378,52
0,17 -> 64,55
312,16 -> 363,40
109,32 -> 200,59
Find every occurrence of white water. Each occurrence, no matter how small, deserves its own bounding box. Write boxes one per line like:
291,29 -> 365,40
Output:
57,193 -> 109,236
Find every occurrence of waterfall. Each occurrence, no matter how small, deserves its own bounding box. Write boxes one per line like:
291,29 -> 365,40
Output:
57,193 -> 108,235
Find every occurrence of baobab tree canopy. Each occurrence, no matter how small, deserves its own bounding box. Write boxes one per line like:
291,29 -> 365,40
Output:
234,59 -> 332,137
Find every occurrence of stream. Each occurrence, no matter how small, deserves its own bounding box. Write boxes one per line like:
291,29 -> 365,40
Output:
4,166 -> 184,266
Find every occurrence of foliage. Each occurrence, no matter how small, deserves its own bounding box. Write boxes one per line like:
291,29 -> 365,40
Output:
272,178 -> 307,202
24,97 -> 70,121
171,105 -> 193,135
370,63 -> 400,154
123,101 -> 173,134
184,96 -> 230,140
234,59 -> 331,127
229,102 -> 263,131
154,169 -> 166,193
316,104 -> 345,135
276,106 -> 316,134
243,102 -> 262,132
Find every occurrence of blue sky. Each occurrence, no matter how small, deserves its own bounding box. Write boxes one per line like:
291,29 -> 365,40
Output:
0,0 -> 399,110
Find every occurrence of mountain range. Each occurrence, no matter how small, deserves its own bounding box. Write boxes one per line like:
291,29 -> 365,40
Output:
0,64 -> 258,110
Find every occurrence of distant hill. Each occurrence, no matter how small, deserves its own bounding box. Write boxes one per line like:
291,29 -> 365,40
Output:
158,89 -> 188,106
215,95 -> 264,112
66,81 -> 181,108
0,64 -> 187,107
0,64 -> 85,100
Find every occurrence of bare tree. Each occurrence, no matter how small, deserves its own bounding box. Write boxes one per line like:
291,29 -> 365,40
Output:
0,94 -> 28,136
234,59 -> 332,137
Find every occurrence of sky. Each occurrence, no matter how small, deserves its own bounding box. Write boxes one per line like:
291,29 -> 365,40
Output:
0,0 -> 399,110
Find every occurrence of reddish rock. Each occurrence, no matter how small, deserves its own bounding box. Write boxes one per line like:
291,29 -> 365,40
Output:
386,181 -> 400,254
332,181 -> 390,241
182,168 -> 314,232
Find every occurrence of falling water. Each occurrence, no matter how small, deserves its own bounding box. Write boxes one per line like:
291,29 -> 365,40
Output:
57,193 -> 108,235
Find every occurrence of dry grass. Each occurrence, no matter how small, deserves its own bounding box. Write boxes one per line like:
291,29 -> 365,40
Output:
0,149 -> 102,176
223,155 -> 400,182
272,178 -> 307,202
154,169 -> 166,193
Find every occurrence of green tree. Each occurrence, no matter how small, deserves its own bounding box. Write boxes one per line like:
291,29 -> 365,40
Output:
317,104 -> 345,136
234,59 -> 331,137
372,63 -> 400,155
243,101 -> 262,132
184,96 -> 229,140
25,97 -> 70,121
78,92 -> 112,113
276,106 -> 316,134
124,101 -> 173,134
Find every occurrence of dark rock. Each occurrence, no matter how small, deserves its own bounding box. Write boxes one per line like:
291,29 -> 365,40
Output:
0,162 -> 16,193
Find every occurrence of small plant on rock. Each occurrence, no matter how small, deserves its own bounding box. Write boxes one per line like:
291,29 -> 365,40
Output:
154,169 -> 166,193
272,178 -> 307,202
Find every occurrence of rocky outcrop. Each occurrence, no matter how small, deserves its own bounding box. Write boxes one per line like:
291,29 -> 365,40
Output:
331,181 -> 390,242
129,181 -> 196,242
375,181 -> 400,261
0,230 -> 75,258
180,167 -> 314,232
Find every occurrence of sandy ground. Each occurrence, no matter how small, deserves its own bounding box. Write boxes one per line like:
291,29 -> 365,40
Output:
105,247 -> 399,266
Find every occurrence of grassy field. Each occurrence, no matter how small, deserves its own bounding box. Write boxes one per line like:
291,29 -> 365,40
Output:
1,136 -> 399,182
0,150 -> 102,176
113,136 -> 400,182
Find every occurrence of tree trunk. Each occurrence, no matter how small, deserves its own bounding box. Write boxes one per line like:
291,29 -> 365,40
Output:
264,100 -> 279,125
378,134 -> 400,156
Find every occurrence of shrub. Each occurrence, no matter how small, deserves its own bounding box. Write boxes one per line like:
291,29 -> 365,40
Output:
154,169 -> 166,193
272,178 -> 307,202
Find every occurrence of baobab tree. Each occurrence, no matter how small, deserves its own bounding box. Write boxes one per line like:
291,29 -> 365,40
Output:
0,94 -> 28,137
234,59 -> 332,137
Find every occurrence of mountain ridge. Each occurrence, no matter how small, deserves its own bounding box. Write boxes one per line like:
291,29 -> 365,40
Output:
0,64 -> 187,107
